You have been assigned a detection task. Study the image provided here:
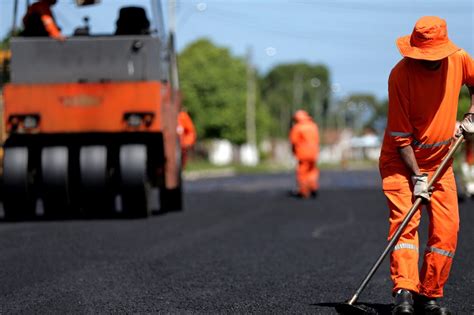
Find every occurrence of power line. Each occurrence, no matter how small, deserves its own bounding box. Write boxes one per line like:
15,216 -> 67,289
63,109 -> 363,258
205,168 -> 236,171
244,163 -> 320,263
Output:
190,10 -> 398,47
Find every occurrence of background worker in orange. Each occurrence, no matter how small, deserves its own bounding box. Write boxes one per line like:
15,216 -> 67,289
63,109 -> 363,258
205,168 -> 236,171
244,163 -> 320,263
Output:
177,110 -> 197,168
22,0 -> 65,41
289,110 -> 319,198
379,16 -> 474,315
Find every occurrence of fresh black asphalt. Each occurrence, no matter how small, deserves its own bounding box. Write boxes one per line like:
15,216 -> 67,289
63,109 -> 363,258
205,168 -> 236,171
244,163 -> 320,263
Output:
0,170 -> 473,314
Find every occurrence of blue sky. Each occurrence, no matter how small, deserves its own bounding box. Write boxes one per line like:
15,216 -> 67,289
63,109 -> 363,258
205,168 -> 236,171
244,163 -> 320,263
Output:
1,0 -> 473,100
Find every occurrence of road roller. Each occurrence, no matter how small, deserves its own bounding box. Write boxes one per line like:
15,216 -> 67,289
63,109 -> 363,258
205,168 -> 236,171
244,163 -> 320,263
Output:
1,0 -> 182,219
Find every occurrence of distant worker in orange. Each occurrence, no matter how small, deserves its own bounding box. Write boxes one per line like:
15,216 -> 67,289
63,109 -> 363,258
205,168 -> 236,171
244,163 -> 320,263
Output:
177,110 -> 196,168
22,0 -> 65,41
379,16 -> 474,315
289,110 -> 320,198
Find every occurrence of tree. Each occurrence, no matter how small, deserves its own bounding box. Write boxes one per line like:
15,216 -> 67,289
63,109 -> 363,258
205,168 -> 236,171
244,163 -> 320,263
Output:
457,86 -> 471,120
1,30 -> 19,50
0,33 -> 13,86
340,93 -> 384,134
178,38 -> 270,144
261,63 -> 331,137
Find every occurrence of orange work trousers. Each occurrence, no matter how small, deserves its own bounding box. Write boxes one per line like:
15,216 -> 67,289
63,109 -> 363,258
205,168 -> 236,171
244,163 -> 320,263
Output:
296,159 -> 319,197
381,164 -> 459,298
181,148 -> 188,169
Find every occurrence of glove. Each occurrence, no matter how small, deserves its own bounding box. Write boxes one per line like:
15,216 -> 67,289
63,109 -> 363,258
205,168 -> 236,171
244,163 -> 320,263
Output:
411,173 -> 430,202
457,113 -> 474,137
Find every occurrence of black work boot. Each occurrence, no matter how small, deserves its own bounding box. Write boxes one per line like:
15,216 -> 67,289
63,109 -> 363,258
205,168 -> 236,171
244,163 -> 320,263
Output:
414,295 -> 451,315
392,289 -> 414,315
288,190 -> 310,199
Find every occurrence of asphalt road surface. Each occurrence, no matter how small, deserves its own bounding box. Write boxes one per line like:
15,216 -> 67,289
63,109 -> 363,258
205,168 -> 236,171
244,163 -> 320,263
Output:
0,170 -> 473,314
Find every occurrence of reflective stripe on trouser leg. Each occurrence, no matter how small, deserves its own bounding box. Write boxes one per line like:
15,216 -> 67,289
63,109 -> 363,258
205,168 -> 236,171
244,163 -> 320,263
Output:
394,243 -> 419,251
382,169 -> 422,293
419,167 -> 459,298
297,160 -> 315,196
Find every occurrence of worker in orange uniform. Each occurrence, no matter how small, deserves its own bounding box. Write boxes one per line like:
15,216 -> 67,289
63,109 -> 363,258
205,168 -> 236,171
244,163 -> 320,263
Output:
289,110 -> 320,198
22,0 -> 65,41
379,16 -> 474,315
177,110 -> 196,168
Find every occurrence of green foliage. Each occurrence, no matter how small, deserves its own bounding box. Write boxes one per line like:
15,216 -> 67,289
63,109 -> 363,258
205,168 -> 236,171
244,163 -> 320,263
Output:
342,93 -> 380,133
339,93 -> 387,133
0,30 -> 20,50
254,76 -> 273,141
457,86 -> 471,120
260,63 -> 330,137
179,38 -> 271,144
1,37 -> 10,50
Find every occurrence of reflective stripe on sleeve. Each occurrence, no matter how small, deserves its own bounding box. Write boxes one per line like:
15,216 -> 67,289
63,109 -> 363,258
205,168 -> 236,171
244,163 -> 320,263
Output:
394,243 -> 418,251
426,246 -> 455,258
412,138 -> 452,149
390,131 -> 412,137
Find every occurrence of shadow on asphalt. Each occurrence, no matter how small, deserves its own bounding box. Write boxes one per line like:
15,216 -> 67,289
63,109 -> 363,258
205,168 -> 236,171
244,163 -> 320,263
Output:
312,302 -> 392,315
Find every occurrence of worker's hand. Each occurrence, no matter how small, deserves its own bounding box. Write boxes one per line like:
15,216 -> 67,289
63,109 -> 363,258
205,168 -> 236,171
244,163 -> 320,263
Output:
454,121 -> 461,138
456,113 -> 474,137
411,173 -> 431,202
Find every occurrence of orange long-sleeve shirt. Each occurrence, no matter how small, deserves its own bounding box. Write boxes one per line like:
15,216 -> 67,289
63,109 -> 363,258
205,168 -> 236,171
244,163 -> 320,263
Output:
289,117 -> 319,161
177,111 -> 197,149
380,50 -> 474,170
23,1 -> 63,39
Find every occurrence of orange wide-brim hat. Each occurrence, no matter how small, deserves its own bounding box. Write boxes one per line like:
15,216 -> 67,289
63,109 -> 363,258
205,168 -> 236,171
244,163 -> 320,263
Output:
396,16 -> 460,61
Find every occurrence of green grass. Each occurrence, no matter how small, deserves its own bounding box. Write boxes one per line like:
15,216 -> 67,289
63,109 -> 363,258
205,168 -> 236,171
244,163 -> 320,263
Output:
184,159 -> 292,175
184,158 -> 379,176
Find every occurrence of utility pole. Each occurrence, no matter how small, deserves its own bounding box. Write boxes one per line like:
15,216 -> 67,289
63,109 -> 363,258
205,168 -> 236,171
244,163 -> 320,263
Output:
12,0 -> 19,34
246,47 -> 257,148
166,0 -> 180,188
168,0 -> 176,35
168,0 -> 179,91
244,46 -> 258,166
